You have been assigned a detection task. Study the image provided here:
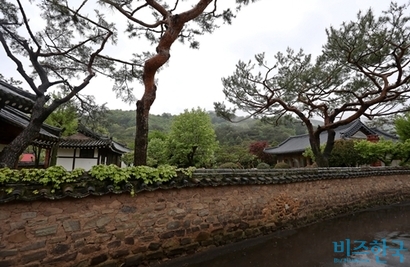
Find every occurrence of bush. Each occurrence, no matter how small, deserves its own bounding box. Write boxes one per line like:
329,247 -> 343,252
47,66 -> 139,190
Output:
256,162 -> 270,169
218,162 -> 241,169
273,162 -> 291,169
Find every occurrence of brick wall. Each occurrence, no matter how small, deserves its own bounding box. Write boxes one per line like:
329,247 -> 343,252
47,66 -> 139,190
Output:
1,174 -> 410,266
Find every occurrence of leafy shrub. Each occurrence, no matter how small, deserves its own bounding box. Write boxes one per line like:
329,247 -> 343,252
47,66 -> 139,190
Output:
0,165 -> 195,195
256,162 -> 270,169
218,162 -> 241,169
273,162 -> 291,169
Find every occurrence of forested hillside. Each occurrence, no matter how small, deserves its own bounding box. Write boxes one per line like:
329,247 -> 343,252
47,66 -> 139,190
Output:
105,109 -> 307,168
106,110 -> 306,147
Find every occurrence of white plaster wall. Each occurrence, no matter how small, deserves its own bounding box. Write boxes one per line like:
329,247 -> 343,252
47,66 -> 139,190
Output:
74,159 -> 98,171
57,148 -> 75,157
56,158 -> 73,171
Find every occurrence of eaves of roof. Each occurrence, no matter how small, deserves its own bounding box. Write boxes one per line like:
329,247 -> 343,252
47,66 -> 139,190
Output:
0,106 -> 61,142
111,141 -> 131,154
0,80 -> 35,113
58,139 -> 112,149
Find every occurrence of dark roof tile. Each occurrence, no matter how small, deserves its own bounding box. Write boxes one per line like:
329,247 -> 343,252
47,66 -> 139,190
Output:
264,120 -> 398,155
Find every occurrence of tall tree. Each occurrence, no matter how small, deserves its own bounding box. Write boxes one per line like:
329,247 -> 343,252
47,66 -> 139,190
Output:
395,112 -> 410,141
0,0 -> 114,167
100,0 -> 255,166
166,108 -> 218,167
215,2 -> 410,167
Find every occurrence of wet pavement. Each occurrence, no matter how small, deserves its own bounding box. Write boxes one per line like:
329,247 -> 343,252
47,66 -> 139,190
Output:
152,203 -> 410,267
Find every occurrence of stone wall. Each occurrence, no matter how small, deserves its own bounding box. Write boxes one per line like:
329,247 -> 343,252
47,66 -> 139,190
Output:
1,171 -> 410,266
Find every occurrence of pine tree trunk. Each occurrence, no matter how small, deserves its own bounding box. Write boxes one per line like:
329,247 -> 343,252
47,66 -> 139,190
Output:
309,129 -> 336,168
0,121 -> 42,168
134,98 -> 151,166
0,97 -> 48,168
131,2 -> 215,165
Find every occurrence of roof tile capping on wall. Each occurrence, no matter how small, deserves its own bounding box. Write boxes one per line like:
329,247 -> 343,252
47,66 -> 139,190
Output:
1,167 -> 410,266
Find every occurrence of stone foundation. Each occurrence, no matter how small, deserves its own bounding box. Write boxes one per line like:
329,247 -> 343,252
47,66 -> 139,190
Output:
1,173 -> 410,266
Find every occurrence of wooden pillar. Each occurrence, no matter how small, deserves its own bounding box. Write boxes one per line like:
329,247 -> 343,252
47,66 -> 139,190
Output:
72,148 -> 77,170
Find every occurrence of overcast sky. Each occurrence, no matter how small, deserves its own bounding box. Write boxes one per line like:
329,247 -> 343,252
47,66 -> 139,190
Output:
1,0 -> 408,115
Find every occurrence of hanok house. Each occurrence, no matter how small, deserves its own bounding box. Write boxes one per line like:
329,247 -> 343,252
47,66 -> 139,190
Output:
56,125 -> 130,171
0,80 -> 62,168
264,119 -> 398,168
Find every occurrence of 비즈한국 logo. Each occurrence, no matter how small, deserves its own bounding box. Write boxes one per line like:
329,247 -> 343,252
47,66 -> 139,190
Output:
333,238 -> 408,264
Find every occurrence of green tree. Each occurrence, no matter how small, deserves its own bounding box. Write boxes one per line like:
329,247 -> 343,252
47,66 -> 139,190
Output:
215,2 -> 410,167
0,0 -> 114,167
354,139 -> 401,166
147,131 -> 168,167
395,113 -> 410,141
45,95 -> 78,137
328,140 -> 366,167
215,143 -> 257,168
397,139 -> 410,166
166,108 -> 218,167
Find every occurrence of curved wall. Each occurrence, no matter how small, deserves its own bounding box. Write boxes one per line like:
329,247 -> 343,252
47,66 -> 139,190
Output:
1,173 -> 410,266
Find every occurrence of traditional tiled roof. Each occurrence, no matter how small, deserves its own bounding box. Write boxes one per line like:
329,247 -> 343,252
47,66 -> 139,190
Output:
58,138 -> 112,149
0,80 -> 36,113
0,106 -> 61,147
58,125 -> 130,154
264,120 -> 398,155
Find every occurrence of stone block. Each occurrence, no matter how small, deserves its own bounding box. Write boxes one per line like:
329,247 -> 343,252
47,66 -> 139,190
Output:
200,223 -> 210,229
197,209 -> 209,217
90,253 -> 108,266
101,209 -> 115,214
21,212 -> 37,219
167,247 -> 186,257
155,203 -> 166,211
97,216 -> 112,228
9,221 -> 25,231
140,220 -> 156,227
63,220 -> 80,232
175,229 -> 185,237
124,254 -> 143,267
49,235 -> 68,244
107,240 -> 121,249
156,218 -> 169,225
159,231 -> 174,239
71,231 -> 91,240
0,249 -> 18,257
44,252 -> 77,264
145,250 -> 164,260
120,206 -> 136,214
117,222 -> 137,230
80,245 -> 101,255
74,240 -> 85,249
19,241 -> 46,252
113,230 -> 125,240
33,224 -> 58,237
51,243 -> 71,255
148,242 -> 162,251
139,234 -> 156,242
21,250 -> 47,264
124,237 -> 134,245
110,249 -> 129,259
27,218 -> 48,227
166,221 -> 181,230
180,238 -> 192,246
